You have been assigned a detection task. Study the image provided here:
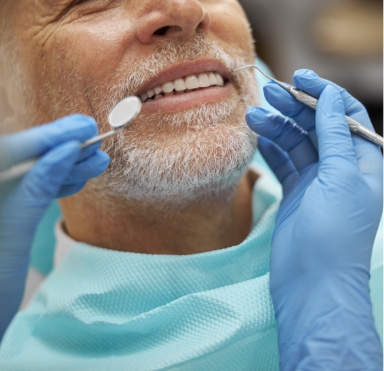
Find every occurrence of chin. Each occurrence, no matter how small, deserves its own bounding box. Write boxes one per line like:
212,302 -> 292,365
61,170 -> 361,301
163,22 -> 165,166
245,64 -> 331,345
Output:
95,111 -> 257,206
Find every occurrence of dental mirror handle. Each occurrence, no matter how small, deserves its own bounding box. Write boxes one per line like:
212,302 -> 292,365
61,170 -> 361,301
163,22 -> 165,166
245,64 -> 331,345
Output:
290,88 -> 383,148
0,130 -> 118,183
80,130 -> 117,149
0,95 -> 142,184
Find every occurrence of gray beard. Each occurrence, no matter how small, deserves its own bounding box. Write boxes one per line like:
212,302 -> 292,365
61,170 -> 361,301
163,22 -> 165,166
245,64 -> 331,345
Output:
90,35 -> 260,206
94,102 -> 258,205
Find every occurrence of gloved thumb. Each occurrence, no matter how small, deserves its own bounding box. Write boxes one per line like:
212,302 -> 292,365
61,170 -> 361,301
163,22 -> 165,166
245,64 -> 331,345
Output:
17,140 -> 81,209
316,86 -> 357,175
0,141 -> 82,270
0,140 -> 81,243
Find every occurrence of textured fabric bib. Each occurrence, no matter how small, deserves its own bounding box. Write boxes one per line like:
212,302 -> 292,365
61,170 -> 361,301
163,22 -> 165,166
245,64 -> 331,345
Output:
0,173 -> 281,371
0,169 -> 382,371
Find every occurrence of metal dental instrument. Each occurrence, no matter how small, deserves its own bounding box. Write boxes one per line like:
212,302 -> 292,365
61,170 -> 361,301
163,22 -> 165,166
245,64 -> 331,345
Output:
234,65 -> 383,149
0,96 -> 142,183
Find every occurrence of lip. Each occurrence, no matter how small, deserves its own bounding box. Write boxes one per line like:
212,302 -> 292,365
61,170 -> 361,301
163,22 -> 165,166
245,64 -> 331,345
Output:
136,58 -> 231,97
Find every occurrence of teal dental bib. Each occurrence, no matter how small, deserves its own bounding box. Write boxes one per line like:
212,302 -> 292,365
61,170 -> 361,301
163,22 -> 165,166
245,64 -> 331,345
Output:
0,174 -> 282,370
0,171 -> 382,370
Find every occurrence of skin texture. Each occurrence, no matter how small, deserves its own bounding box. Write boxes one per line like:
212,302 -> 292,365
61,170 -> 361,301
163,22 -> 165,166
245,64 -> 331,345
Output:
1,0 -> 258,254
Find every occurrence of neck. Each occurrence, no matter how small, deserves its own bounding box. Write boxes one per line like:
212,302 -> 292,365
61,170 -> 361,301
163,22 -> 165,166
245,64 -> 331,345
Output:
59,169 -> 258,255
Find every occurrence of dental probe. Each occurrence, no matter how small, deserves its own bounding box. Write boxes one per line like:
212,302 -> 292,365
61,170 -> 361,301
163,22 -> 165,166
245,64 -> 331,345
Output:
0,96 -> 142,183
234,65 -> 383,149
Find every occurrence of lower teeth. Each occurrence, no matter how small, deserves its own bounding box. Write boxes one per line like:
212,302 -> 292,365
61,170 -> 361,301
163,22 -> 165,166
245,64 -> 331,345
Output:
144,87 -> 207,102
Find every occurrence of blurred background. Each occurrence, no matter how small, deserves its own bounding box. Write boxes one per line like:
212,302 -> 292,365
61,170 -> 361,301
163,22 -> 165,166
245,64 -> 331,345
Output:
239,0 -> 383,136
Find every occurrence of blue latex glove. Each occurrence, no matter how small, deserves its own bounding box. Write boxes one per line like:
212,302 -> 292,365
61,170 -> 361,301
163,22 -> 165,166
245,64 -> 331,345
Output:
246,70 -> 383,370
0,115 -> 110,340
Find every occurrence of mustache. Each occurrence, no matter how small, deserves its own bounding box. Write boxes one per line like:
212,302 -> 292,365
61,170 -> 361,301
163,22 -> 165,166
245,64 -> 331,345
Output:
101,32 -> 247,113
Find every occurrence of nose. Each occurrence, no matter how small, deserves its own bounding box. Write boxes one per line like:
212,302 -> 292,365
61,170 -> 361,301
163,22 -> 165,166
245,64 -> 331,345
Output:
136,0 -> 211,44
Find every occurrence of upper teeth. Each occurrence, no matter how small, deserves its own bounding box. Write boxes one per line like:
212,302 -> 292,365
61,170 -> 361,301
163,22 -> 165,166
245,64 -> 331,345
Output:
139,72 -> 225,103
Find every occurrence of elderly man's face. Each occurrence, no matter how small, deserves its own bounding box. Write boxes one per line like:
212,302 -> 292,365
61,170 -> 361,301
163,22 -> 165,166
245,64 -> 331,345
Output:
6,0 -> 259,203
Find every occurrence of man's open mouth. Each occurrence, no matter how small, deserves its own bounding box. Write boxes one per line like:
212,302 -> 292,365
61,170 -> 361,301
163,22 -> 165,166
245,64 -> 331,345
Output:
139,72 -> 225,103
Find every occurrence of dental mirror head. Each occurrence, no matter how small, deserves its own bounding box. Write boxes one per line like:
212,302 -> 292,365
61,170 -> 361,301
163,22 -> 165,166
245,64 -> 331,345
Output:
108,96 -> 142,129
80,96 -> 142,149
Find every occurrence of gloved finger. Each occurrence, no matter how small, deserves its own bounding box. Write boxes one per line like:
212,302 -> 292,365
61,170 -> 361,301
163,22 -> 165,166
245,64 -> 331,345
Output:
293,69 -> 369,120
258,135 -> 299,194
15,141 -> 82,209
63,150 -> 110,184
263,83 -> 319,150
316,86 -> 357,178
246,107 -> 318,172
293,69 -> 382,175
1,115 -> 98,169
58,182 -> 87,199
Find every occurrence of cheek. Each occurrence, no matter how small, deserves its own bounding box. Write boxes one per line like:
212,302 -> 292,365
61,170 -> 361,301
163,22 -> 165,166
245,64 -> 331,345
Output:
208,1 -> 254,59
16,11 -> 137,123
60,15 -> 135,83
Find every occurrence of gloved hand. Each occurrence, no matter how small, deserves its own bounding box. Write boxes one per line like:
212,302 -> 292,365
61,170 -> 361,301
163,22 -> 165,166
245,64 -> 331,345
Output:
0,115 -> 110,340
246,70 -> 383,370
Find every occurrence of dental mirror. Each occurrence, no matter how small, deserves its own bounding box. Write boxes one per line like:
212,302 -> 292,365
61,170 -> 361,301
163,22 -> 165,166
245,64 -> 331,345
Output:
0,96 -> 142,183
81,96 -> 142,148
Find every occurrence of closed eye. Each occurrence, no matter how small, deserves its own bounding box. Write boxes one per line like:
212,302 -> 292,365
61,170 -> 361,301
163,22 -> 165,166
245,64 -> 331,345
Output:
59,0 -> 119,18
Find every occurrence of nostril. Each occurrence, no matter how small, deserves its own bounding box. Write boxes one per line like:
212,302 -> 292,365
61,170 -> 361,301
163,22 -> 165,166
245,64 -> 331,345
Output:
154,26 -> 171,36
